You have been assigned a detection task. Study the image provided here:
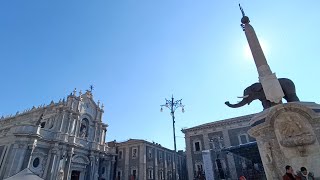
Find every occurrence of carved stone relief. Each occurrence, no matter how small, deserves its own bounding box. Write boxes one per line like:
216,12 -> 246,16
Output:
274,112 -> 316,156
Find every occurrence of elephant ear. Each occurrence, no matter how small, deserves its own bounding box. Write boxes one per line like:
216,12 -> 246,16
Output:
252,83 -> 262,92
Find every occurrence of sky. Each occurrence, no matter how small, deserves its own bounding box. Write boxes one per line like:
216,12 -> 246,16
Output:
0,1 -> 320,151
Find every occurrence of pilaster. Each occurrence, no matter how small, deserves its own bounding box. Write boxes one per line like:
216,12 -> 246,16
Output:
139,143 -> 146,180
64,148 -> 74,180
0,145 -> 10,179
124,146 -> 130,180
43,149 -> 53,179
110,159 -> 116,180
74,115 -> 81,137
49,145 -> 61,180
202,133 -> 210,150
185,135 -> 194,180
154,149 -> 158,180
222,129 -> 237,180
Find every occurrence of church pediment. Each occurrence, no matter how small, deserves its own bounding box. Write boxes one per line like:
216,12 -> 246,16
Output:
72,155 -> 90,165
79,91 -> 100,119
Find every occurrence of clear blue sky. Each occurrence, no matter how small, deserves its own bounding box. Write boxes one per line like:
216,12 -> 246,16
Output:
0,1 -> 319,151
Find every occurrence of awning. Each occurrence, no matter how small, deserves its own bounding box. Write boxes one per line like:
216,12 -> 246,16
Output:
4,168 -> 44,180
221,141 -> 262,163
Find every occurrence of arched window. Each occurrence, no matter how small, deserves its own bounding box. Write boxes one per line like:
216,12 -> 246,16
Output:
79,118 -> 89,138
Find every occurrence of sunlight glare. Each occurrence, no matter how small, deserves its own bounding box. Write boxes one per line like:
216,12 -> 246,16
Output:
243,39 -> 268,61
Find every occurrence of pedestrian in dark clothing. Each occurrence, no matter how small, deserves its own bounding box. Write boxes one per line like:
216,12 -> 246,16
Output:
296,167 -> 314,180
283,165 -> 298,180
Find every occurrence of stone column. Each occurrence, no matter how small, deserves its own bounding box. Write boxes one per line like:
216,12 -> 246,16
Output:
109,159 -> 116,180
0,145 -> 10,179
43,149 -> 53,179
101,130 -> 105,144
4,144 -> 18,178
185,135 -> 194,180
105,158 -> 111,180
23,139 -> 37,170
66,116 -> 72,135
64,148 -> 74,180
99,126 -> 103,143
222,129 -> 237,180
69,115 -> 75,135
58,111 -> 66,132
72,116 -> 78,137
89,153 -> 97,180
93,124 -> 98,142
49,145 -> 61,180
74,115 -> 81,137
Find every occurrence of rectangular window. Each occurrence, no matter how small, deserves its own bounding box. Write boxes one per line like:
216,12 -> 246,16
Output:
161,171 -> 164,179
148,149 -> 152,159
117,171 -> 121,180
240,135 -> 248,144
168,154 -> 171,162
118,150 -> 123,160
194,142 -> 201,151
132,148 -> 137,158
132,169 -> 137,179
159,152 -> 163,160
199,165 -> 203,171
148,169 -> 153,179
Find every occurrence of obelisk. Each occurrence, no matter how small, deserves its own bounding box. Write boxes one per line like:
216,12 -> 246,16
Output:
239,5 -> 284,104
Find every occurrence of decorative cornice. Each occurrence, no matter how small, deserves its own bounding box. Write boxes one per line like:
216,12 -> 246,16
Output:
115,139 -> 186,157
181,114 -> 255,133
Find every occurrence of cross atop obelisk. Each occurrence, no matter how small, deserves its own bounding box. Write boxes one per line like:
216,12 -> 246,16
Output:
239,4 -> 284,104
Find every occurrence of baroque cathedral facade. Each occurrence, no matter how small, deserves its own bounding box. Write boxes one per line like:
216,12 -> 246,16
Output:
0,90 -> 116,180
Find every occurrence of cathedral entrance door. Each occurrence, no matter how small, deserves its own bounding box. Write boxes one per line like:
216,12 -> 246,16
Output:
71,170 -> 81,180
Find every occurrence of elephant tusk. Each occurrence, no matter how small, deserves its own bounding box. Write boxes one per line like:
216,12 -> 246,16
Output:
237,95 -> 249,98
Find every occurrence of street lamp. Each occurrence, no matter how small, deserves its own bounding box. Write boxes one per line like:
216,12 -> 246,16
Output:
160,95 -> 185,152
160,95 -> 184,180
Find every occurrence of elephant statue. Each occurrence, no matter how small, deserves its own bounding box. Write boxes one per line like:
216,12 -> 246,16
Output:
225,78 -> 300,109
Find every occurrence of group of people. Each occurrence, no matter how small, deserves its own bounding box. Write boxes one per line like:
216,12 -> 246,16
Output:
283,165 -> 314,180
239,165 -> 314,180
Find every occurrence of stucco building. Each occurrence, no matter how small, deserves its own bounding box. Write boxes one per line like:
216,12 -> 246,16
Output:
111,139 -> 188,180
182,114 -> 265,180
0,90 -> 116,180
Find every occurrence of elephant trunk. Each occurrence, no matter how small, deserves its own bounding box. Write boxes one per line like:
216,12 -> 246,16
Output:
225,98 -> 248,108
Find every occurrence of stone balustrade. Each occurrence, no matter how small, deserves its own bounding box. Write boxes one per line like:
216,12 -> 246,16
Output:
13,124 -> 40,136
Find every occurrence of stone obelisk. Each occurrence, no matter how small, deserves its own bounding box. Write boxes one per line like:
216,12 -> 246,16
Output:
239,5 -> 284,104
240,5 -> 320,179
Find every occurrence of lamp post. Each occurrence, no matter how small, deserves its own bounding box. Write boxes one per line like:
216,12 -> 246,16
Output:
160,95 -> 185,152
160,95 -> 184,180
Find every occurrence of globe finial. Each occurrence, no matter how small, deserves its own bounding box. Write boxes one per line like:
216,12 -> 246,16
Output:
239,4 -> 250,24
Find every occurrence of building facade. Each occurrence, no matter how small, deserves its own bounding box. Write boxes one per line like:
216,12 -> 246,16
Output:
182,114 -> 264,180
112,139 -> 188,180
0,90 -> 116,180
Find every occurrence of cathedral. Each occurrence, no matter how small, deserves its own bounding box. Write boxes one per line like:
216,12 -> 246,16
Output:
0,89 -> 116,180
